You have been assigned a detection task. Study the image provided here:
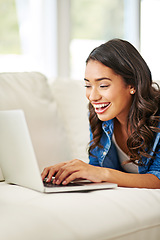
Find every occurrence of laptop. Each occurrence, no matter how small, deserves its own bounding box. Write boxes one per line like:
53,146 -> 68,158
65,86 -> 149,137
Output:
0,110 -> 117,193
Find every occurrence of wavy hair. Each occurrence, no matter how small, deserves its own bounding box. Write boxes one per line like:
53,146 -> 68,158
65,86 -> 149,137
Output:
86,39 -> 160,165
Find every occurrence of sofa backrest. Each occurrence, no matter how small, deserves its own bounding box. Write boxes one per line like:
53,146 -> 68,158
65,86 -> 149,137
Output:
0,72 -> 75,180
51,79 -> 90,162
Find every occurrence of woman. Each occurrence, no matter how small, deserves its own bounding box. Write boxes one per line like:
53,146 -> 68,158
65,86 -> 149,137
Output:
41,39 -> 160,189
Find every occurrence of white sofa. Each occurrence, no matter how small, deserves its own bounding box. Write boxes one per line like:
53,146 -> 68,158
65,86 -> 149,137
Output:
0,72 -> 160,240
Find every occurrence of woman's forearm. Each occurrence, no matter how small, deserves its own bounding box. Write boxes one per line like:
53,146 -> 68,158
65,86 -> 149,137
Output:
103,168 -> 160,189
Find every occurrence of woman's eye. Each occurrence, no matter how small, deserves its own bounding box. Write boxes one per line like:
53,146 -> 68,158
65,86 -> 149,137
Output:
84,85 -> 91,88
100,85 -> 109,88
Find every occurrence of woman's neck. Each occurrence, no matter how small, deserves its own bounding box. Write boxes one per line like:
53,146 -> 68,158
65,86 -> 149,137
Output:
114,117 -> 130,135
113,118 -> 131,156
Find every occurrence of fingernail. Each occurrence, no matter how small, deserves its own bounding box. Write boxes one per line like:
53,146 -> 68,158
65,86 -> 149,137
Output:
56,180 -> 60,184
62,181 -> 67,185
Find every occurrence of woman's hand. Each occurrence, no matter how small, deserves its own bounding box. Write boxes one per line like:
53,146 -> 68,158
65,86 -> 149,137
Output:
41,159 -> 108,185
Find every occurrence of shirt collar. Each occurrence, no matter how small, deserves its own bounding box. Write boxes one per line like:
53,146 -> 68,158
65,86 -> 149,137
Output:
102,119 -> 114,134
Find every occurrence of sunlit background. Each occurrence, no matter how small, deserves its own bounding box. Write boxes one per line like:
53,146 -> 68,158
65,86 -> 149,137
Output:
0,0 -> 159,82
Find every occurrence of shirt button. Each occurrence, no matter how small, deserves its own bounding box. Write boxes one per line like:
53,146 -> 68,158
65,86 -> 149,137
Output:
103,151 -> 107,156
107,131 -> 110,134
103,124 -> 106,127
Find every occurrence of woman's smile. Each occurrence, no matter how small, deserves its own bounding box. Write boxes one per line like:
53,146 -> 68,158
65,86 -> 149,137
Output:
92,102 -> 111,114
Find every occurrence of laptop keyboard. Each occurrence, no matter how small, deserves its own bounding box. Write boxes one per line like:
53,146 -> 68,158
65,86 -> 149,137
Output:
43,176 -> 93,188
43,181 -> 85,188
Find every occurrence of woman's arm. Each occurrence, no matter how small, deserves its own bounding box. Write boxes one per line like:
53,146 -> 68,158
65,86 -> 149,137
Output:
105,168 -> 160,189
41,159 -> 160,189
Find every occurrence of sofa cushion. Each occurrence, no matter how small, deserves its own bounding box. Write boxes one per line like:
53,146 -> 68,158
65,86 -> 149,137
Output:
0,182 -> 160,240
0,72 -> 70,181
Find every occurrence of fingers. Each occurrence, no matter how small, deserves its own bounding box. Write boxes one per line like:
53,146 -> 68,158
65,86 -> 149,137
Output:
62,172 -> 82,185
41,162 -> 67,182
42,159 -> 90,185
53,160 -> 86,185
46,167 -> 57,182
54,165 -> 78,185
41,167 -> 50,181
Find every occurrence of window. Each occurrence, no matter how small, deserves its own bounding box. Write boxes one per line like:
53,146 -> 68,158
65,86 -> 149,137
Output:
0,0 -> 21,71
0,0 -> 57,79
70,0 -> 124,80
140,0 -> 160,81
1,0 -> 159,82
0,0 -> 20,54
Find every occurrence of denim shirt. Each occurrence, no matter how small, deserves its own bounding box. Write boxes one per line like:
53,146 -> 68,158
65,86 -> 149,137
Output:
89,119 -> 160,180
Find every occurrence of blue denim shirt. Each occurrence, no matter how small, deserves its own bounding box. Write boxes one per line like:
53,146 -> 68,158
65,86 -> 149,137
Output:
89,119 -> 160,180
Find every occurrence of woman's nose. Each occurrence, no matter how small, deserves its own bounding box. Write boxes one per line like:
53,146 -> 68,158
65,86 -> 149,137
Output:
88,88 -> 101,102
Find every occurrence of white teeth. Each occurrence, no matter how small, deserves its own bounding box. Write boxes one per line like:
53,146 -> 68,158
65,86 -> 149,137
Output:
93,103 -> 109,109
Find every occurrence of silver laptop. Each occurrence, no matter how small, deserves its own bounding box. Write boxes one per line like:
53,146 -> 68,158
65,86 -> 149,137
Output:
0,110 -> 117,193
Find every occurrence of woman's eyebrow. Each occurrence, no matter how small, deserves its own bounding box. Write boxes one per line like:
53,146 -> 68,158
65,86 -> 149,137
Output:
84,77 -> 112,82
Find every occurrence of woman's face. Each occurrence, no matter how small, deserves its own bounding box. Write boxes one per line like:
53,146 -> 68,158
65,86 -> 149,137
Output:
85,60 -> 134,124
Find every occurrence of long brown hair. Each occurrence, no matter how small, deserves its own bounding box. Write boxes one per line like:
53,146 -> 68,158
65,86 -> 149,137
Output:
87,39 -> 160,165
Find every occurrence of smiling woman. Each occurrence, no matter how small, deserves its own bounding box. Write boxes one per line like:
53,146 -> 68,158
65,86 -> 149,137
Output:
84,61 -> 134,122
41,39 -> 160,189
